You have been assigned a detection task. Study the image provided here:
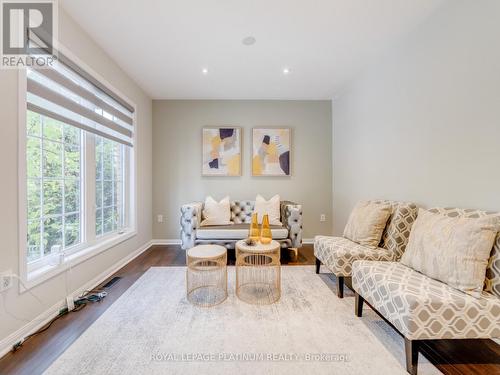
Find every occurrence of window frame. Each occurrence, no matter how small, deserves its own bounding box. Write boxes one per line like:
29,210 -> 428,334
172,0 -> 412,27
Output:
18,45 -> 137,291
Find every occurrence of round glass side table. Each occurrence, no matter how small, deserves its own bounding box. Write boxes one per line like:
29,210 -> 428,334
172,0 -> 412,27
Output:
235,239 -> 281,305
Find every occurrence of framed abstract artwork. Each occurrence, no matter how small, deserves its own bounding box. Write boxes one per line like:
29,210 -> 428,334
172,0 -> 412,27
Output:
202,127 -> 242,176
252,128 -> 291,176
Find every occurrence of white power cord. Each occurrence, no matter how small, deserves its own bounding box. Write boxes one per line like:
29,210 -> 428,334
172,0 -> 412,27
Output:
1,268 -> 79,351
65,258 -> 74,300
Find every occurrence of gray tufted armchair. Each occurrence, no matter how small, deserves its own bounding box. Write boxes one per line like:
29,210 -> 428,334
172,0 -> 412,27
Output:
180,200 -> 302,251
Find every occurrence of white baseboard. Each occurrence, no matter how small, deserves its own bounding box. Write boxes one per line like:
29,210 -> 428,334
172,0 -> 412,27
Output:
71,239 -> 153,298
152,239 -> 314,246
0,240 -> 153,359
151,239 -> 182,245
0,299 -> 66,359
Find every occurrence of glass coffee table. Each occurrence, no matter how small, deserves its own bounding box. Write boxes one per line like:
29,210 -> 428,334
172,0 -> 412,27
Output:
235,239 -> 281,305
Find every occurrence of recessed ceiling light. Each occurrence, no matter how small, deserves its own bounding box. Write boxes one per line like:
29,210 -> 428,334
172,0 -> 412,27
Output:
242,36 -> 256,46
202,68 -> 209,75
283,67 -> 290,75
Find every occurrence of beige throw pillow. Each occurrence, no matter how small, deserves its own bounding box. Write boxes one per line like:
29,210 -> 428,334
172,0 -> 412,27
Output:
343,201 -> 392,248
254,194 -> 281,225
201,196 -> 231,226
401,208 -> 499,297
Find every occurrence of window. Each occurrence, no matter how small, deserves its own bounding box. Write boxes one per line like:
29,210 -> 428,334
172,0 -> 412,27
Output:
21,48 -> 136,283
95,136 -> 125,236
26,111 -> 82,263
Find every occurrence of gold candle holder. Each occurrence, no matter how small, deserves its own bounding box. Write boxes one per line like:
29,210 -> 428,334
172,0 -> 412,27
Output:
249,213 -> 260,241
260,214 -> 272,244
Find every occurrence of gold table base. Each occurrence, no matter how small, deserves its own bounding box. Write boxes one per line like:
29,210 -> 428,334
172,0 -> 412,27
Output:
186,245 -> 227,307
235,240 -> 281,305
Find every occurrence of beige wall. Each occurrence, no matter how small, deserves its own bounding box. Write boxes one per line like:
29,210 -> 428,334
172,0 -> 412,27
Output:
0,8 -> 152,342
332,0 -> 500,235
152,100 -> 333,239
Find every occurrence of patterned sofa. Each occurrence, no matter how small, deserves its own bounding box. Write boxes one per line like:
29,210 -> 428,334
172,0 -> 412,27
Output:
314,200 -> 418,298
180,200 -> 302,251
352,207 -> 500,375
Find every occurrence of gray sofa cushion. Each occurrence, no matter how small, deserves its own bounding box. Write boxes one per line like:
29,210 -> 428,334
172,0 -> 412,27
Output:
197,224 -> 288,240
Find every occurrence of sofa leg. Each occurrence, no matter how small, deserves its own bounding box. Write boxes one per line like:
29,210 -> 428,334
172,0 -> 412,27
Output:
355,292 -> 364,317
404,338 -> 419,375
315,257 -> 321,274
336,276 -> 344,298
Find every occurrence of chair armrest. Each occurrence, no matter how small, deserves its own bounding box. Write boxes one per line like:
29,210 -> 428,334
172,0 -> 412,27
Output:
180,202 -> 203,250
281,201 -> 303,248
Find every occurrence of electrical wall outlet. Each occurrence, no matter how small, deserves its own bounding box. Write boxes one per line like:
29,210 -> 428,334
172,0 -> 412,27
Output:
157,214 -> 163,223
320,214 -> 326,222
0,270 -> 13,292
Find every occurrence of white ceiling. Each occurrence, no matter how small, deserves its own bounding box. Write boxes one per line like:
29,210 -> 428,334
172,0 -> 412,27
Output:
60,0 -> 445,100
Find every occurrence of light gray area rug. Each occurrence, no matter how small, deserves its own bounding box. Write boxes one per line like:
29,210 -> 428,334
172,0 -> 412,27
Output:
45,266 -> 441,375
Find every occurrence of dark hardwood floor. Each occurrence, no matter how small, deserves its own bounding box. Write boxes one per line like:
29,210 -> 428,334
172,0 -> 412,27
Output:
0,244 -> 498,375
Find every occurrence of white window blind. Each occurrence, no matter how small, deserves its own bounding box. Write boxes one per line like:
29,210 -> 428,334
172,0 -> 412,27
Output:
26,57 -> 134,147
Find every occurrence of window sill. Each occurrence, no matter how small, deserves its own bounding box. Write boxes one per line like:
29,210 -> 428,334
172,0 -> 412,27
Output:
22,229 -> 137,292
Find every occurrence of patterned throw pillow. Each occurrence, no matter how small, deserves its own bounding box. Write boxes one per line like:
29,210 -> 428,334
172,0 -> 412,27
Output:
401,208 -> 499,297
343,201 -> 392,248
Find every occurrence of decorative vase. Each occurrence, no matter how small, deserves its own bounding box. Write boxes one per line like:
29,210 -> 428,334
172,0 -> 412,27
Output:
249,213 -> 260,241
260,214 -> 272,244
